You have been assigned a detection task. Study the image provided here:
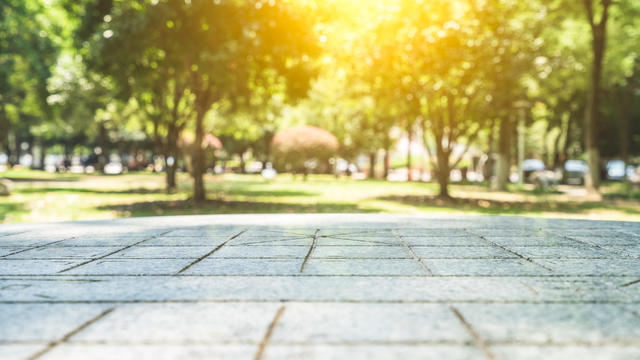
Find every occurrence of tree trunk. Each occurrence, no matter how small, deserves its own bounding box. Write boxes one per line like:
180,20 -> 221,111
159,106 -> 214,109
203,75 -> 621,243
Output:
406,121 -> 413,181
369,151 -> 376,179
165,123 -> 179,193
436,150 -> 451,199
492,116 -> 511,191
240,151 -> 246,174
583,0 -> 611,193
192,107 -> 206,202
383,135 -> 390,180
619,80 -> 633,164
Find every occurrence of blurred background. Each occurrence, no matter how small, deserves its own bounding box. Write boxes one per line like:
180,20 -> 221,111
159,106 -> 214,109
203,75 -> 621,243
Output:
1,0 -> 640,223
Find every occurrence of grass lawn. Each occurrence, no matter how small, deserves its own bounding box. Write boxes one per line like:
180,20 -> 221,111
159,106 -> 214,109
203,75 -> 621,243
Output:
1,168 -> 640,223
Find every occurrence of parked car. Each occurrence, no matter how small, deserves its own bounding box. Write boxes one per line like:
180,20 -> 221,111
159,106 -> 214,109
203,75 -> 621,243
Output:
563,160 -> 588,185
605,160 -> 626,181
104,155 -> 125,175
522,159 -> 545,182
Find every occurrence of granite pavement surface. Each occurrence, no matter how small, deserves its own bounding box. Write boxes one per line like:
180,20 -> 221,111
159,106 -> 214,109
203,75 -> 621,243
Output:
0,214 -> 639,360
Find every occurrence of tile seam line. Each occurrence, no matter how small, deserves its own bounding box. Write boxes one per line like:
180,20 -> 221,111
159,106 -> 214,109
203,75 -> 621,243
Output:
450,305 -> 496,360
25,307 -> 116,360
299,229 -> 320,273
176,229 -> 248,274
253,305 -> 286,360
392,229 -> 433,275
56,230 -> 174,274
464,229 -> 554,272
0,236 -> 78,259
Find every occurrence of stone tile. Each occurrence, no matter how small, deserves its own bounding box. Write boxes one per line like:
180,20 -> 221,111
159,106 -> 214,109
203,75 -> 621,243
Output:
0,259 -> 79,275
303,259 -> 426,275
0,238 -> 53,247
403,237 -> 489,246
508,246 -> 616,259
395,228 -> 471,237
4,246 -> 121,259
183,259 -> 302,275
318,229 -> 394,237
492,345 -> 640,360
72,303 -> 281,343
263,345 -> 483,360
232,237 -> 312,246
41,345 -> 257,360
141,237 -> 229,247
423,259 -> 549,276
114,246 -> 209,259
163,228 -> 243,238
0,303 -> 112,341
537,259 -> 640,275
211,245 -> 309,258
63,259 -> 191,275
569,236 -> 640,246
412,246 -> 516,259
316,237 -> 399,246
0,345 -> 47,360
456,304 -> 640,343
613,245 -> 640,257
482,236 -> 576,246
47,238 -> 141,248
272,303 -> 470,343
311,246 -> 411,259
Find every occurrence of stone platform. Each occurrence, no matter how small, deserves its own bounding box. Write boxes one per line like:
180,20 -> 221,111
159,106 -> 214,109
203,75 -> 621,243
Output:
0,214 -> 639,359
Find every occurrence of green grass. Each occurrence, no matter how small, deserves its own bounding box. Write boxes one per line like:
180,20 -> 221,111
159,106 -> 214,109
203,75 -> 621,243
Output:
1,169 -> 639,223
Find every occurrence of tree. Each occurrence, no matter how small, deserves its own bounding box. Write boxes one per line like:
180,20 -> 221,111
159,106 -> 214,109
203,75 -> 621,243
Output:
0,0 -> 58,164
582,0 -> 612,192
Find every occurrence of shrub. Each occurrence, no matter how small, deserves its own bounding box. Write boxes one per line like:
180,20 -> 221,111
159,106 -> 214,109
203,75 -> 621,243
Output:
271,126 -> 339,176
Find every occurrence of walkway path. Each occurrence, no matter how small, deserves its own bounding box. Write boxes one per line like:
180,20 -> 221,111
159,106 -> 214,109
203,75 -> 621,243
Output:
0,214 -> 639,359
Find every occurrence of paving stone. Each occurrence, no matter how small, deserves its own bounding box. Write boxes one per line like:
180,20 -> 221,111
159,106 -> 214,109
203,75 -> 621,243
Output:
312,245 -> 411,259
63,259 -> 191,275
537,259 -> 640,275
232,237 -> 312,246
481,236 -> 576,246
0,303 -> 112,341
183,258 -> 301,275
403,237 -> 489,246
491,345 -> 640,360
303,259 -> 427,275
72,303 -> 281,343
140,236 -> 230,247
0,345 -> 47,360
456,304 -> 640,343
575,236 -> 640,246
40,345 -> 257,360
508,246 -> 616,259
3,246 -> 121,259
263,345 -> 483,360
272,303 -> 470,343
412,246 -> 517,259
113,246 -> 209,259
423,259 -> 549,276
0,259 -> 79,275
163,227 -> 244,237
211,245 -> 309,258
